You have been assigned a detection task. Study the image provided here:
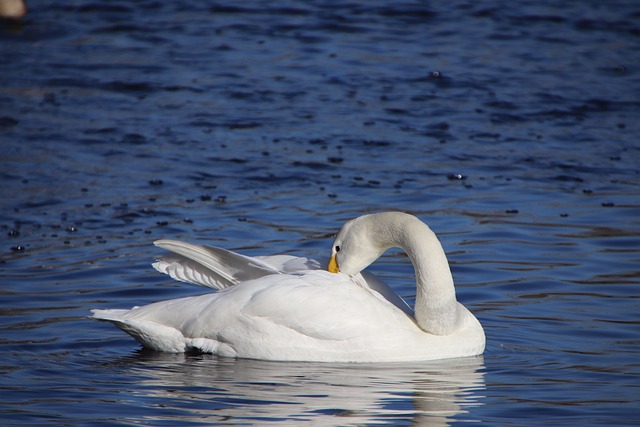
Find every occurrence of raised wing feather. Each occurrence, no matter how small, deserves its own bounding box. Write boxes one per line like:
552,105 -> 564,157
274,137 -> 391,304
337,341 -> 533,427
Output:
153,254 -> 230,289
153,239 -> 282,290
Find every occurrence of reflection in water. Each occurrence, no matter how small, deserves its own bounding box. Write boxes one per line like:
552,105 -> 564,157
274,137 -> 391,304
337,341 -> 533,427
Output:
107,352 -> 485,426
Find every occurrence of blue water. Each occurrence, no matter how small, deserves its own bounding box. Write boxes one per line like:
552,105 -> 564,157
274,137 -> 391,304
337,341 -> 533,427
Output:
1,0 -> 639,425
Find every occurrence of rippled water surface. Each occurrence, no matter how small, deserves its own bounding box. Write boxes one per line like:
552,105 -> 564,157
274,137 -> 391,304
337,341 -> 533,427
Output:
1,1 -> 639,425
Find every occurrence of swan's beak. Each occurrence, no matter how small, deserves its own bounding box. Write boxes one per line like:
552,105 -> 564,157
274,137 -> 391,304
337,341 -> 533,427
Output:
328,254 -> 339,273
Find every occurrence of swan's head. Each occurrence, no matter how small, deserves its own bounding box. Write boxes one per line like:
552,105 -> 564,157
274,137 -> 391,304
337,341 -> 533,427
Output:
328,212 -> 402,275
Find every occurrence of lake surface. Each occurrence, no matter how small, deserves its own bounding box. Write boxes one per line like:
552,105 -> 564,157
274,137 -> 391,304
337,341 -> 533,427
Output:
1,0 -> 639,425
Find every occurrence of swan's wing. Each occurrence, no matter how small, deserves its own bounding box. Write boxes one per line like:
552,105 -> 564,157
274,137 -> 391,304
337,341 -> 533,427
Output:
153,254 -> 232,289
355,271 -> 414,317
153,239 -> 283,290
254,254 -> 322,273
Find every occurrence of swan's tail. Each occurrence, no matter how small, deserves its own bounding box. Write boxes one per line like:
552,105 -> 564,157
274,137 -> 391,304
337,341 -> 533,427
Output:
91,309 -> 226,354
91,309 -> 187,352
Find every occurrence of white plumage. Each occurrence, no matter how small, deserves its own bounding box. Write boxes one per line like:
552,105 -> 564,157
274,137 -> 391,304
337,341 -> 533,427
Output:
92,212 -> 485,362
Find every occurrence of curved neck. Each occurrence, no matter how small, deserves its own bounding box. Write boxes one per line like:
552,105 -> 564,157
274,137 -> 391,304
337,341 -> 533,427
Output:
391,216 -> 459,335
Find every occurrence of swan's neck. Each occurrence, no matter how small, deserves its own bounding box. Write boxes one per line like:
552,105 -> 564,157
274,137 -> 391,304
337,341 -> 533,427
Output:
393,217 -> 459,335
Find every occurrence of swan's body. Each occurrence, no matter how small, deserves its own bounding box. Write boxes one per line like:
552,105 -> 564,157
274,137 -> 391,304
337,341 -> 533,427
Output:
92,212 -> 485,362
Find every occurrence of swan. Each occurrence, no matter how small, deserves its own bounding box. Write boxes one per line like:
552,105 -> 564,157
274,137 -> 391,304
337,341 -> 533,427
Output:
91,212 -> 485,362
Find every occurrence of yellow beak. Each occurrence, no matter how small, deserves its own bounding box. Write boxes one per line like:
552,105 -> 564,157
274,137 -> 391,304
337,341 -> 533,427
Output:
327,254 -> 339,273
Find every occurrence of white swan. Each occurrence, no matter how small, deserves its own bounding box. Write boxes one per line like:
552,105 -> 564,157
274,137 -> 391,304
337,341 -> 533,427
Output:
92,212 -> 485,362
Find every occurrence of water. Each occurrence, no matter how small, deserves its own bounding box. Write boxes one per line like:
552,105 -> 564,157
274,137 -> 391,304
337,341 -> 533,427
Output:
1,0 -> 639,425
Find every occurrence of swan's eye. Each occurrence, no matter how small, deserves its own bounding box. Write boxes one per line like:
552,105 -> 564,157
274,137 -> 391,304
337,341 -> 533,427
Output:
335,245 -> 341,253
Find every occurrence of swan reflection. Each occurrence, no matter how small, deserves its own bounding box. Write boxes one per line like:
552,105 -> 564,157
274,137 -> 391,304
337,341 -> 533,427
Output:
109,352 -> 485,426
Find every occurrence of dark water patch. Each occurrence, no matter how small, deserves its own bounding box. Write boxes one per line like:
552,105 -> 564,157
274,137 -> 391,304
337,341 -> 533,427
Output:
484,100 -> 519,110
244,173 -> 312,185
597,65 -> 631,77
227,121 -> 264,130
0,116 -> 19,127
209,157 -> 248,165
312,21 -> 369,34
552,175 -> 584,183
189,120 -> 264,130
73,3 -> 134,14
187,171 -> 225,183
530,98 -> 640,122
208,5 -> 258,15
93,23 -> 155,34
226,90 -> 275,102
113,207 -> 174,224
16,199 -> 64,210
83,127 -> 118,135
369,5 -> 437,22
350,179 -> 383,190
48,61 -> 167,74
490,113 -> 528,124
189,119 -> 218,129
340,139 -> 391,148
45,77 -> 160,97
120,133 -> 148,145
508,14 -> 568,25
469,132 -> 501,140
575,18 -> 640,36
101,80 -> 158,95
